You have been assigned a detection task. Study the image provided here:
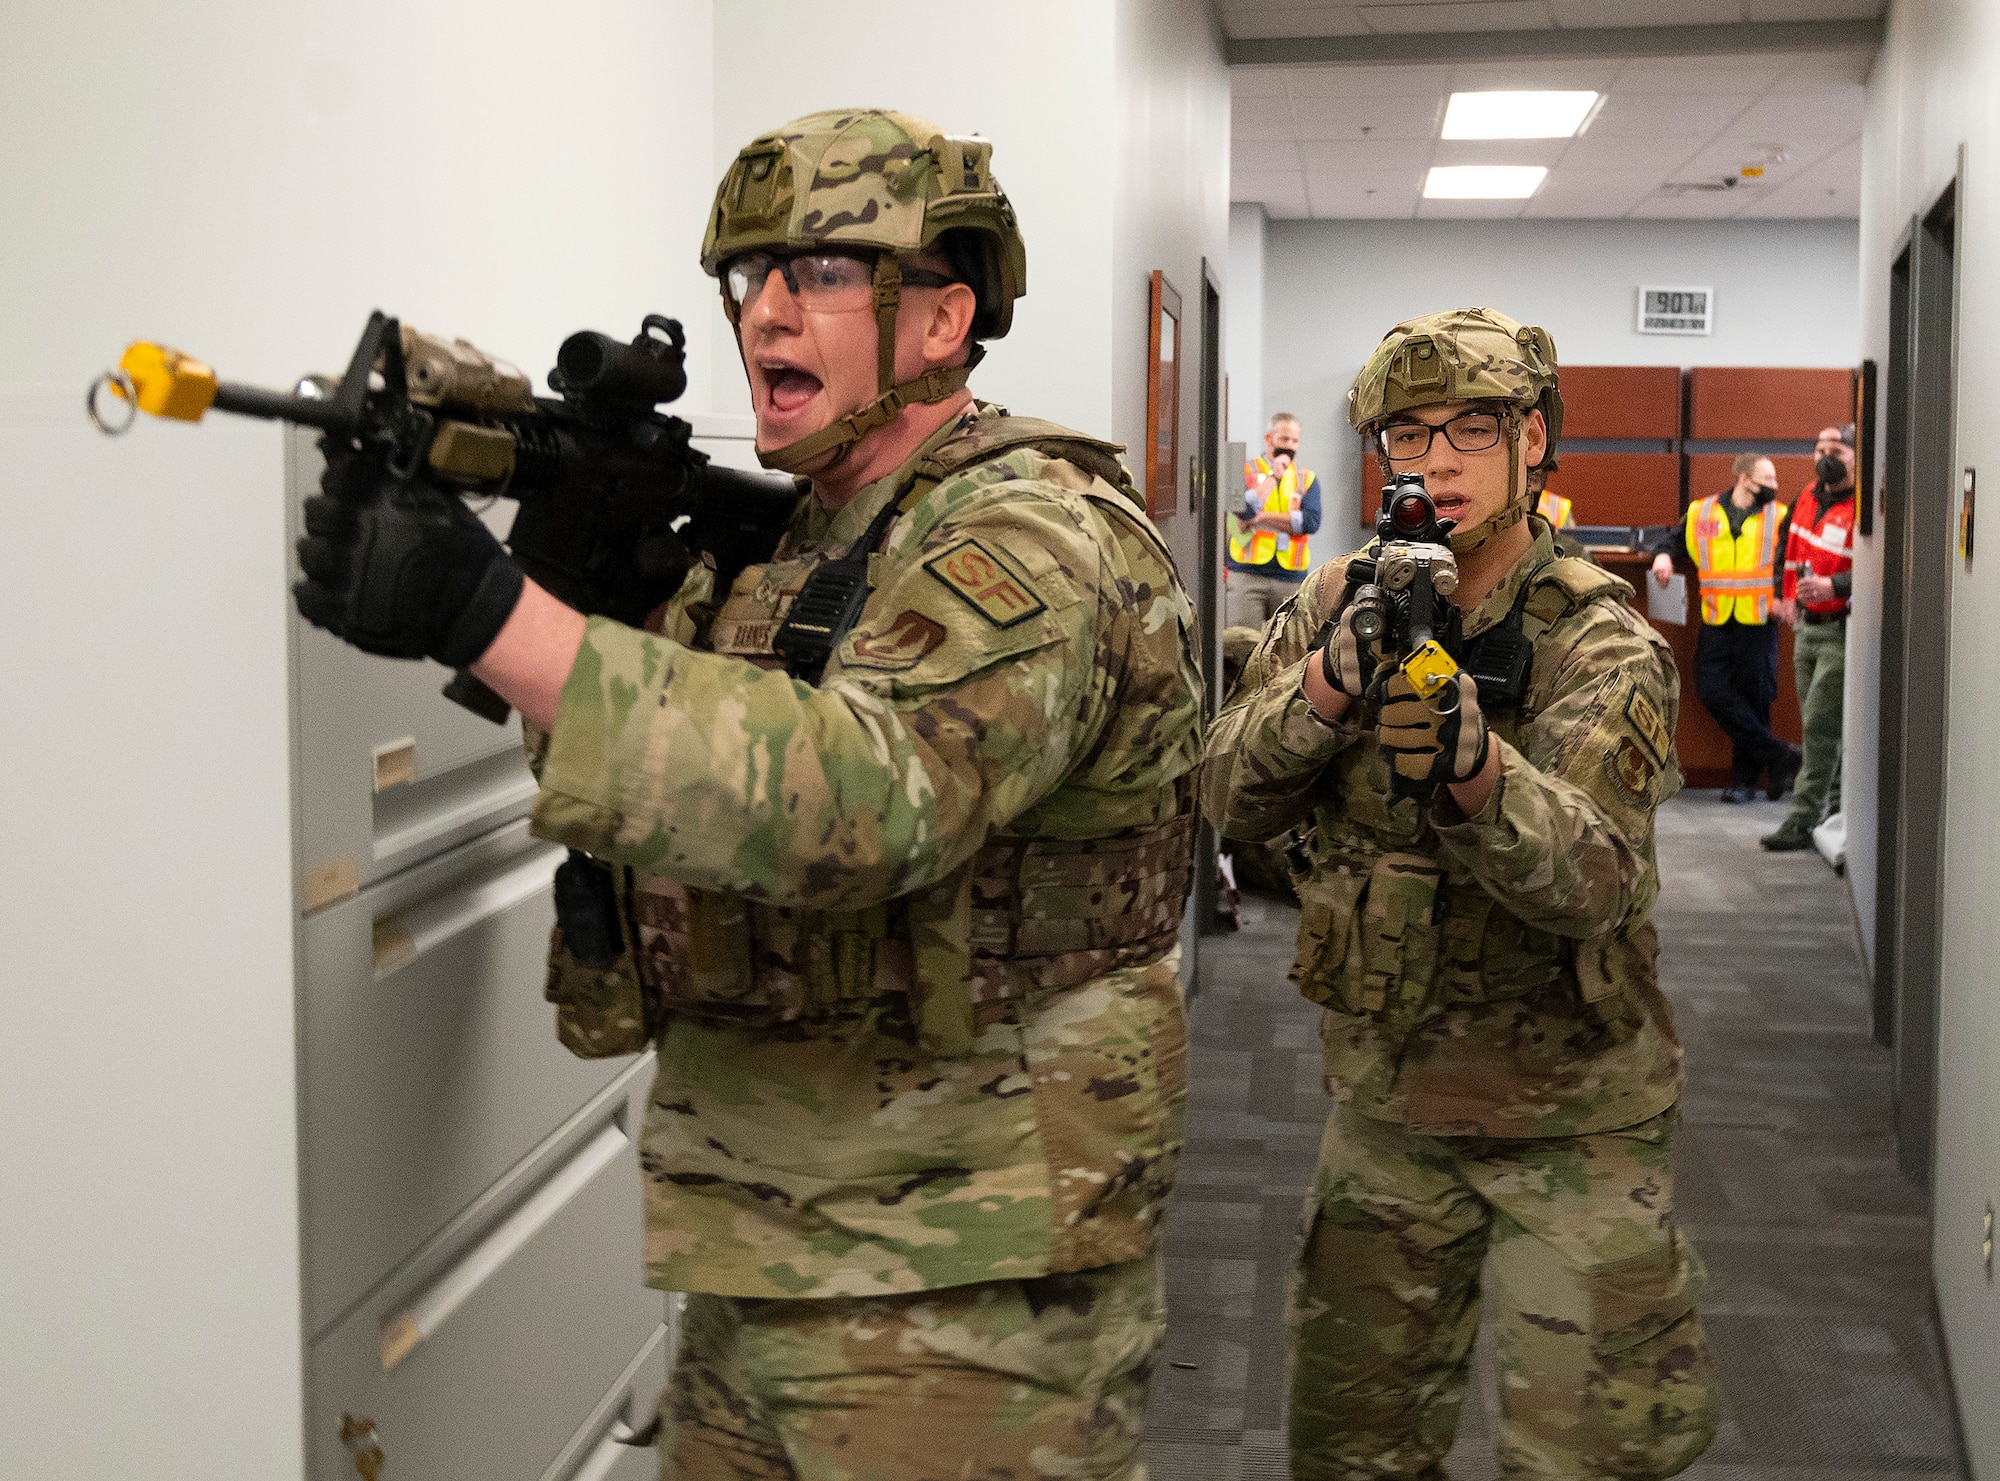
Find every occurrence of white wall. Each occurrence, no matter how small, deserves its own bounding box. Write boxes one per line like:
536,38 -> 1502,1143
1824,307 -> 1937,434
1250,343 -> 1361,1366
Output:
1112,0 -> 1233,583
1229,202 -> 1268,443
0,4 -> 716,1476
1856,3 -> 2000,1472
1263,217 -> 1861,530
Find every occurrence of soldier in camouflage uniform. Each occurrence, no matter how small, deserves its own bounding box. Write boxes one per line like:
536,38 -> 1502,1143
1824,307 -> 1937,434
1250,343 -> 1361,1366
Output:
294,108 -> 1203,1480
1203,308 -> 1718,1479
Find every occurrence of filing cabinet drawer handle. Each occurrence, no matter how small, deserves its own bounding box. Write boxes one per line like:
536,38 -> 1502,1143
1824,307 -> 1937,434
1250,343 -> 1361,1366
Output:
380,1119 -> 628,1370
372,845 -> 563,979
567,1424 -> 650,1481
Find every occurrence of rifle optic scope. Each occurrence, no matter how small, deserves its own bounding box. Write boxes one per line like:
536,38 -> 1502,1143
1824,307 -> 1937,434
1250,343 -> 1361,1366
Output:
554,312 -> 688,407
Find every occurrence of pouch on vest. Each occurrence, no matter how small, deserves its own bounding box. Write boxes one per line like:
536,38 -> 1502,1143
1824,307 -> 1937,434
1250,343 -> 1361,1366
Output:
544,854 -> 656,1059
1289,861 -> 1369,1014
1572,921 -> 1658,1045
1288,849 -> 1443,1031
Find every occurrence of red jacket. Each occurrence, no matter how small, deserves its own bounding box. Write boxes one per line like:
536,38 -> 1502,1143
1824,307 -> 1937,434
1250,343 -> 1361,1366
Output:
1780,484 -> 1856,616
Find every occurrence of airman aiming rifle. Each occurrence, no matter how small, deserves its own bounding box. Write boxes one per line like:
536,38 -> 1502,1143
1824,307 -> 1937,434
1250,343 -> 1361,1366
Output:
89,310 -> 801,723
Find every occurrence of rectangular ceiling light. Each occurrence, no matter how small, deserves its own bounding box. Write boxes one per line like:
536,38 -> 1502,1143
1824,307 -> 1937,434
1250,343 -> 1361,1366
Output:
1423,165 -> 1548,199
1441,90 -> 1599,140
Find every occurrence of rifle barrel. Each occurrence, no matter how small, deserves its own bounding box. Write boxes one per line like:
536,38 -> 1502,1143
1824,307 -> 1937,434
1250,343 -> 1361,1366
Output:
213,381 -> 350,432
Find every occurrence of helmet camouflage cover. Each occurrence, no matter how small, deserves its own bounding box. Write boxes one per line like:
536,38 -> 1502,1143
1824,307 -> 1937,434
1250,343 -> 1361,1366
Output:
702,108 -> 1027,472
702,107 -> 1026,339
1348,306 -> 1563,471
1348,307 -> 1563,552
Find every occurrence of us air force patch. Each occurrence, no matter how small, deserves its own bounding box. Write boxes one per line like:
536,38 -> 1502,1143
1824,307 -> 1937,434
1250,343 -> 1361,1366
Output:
1606,736 -> 1656,801
846,610 -> 949,670
923,538 -> 1047,628
1624,686 -> 1671,766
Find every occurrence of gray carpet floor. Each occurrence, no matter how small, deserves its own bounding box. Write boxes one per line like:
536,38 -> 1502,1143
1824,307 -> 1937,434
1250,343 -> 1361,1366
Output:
1146,792 -> 1967,1480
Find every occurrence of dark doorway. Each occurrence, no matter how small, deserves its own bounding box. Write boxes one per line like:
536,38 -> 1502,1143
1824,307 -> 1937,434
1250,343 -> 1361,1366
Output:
1193,261 -> 1226,941
1885,180 -> 1958,1189
1874,241 -> 1911,1051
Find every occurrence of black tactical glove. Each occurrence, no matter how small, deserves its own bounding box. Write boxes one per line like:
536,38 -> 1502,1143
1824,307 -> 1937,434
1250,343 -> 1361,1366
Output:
294,444 -> 524,667
1377,670 -> 1489,785
1319,601 -> 1390,697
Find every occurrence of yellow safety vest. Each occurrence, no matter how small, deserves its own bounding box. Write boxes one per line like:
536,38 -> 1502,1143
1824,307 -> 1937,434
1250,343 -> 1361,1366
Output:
1687,494 -> 1787,625
1229,458 -> 1312,572
1536,490 -> 1574,529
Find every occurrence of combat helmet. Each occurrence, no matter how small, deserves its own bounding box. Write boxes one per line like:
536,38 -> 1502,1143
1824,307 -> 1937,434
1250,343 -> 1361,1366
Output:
702,108 -> 1028,474
1348,307 -> 1562,553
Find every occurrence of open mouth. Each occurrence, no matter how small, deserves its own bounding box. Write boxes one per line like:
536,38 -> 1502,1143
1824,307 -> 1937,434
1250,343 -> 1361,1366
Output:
1431,493 -> 1470,520
762,364 -> 823,414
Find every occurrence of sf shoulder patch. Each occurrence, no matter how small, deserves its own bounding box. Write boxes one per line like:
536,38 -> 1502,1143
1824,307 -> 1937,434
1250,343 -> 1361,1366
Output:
922,538 -> 1048,628
846,609 -> 949,670
1624,686 -> 1671,766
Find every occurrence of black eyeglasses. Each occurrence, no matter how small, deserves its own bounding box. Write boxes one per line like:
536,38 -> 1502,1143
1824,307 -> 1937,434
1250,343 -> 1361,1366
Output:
1378,411 -> 1505,462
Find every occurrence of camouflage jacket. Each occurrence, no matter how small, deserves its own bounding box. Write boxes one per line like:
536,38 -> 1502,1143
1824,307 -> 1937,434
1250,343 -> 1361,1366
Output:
1204,521 -> 1686,1138
529,406 -> 1204,1297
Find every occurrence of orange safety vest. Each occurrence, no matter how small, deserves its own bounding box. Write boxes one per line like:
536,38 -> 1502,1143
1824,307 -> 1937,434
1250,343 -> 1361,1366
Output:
1229,458 -> 1313,572
1536,490 -> 1574,529
1687,493 -> 1787,625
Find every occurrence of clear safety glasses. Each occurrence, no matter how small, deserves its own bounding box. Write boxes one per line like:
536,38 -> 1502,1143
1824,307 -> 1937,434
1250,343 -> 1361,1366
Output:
722,249 -> 958,315
1379,411 -> 1507,463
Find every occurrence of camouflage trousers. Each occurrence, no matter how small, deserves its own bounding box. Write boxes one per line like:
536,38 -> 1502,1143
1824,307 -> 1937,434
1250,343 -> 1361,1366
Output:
1786,615 -> 1846,828
659,1256 -> 1166,1480
1288,1105 -> 1717,1480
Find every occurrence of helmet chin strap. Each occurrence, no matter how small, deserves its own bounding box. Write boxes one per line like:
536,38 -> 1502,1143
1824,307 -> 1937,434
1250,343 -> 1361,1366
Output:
1446,413 -> 1532,557
750,253 -> 982,477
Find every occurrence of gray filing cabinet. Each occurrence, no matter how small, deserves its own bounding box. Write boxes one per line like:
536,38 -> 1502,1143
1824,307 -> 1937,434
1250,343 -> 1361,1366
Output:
284,425 -> 687,1481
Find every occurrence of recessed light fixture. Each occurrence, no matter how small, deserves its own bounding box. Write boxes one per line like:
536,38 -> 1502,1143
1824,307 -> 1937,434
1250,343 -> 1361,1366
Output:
1441,90 -> 1600,140
1424,165 -> 1548,199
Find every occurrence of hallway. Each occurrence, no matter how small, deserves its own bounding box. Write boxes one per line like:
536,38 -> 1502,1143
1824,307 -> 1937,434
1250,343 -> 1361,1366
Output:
1147,793 -> 1966,1480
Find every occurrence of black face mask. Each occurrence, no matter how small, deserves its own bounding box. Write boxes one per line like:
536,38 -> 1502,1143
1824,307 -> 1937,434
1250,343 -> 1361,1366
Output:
1816,453 -> 1849,485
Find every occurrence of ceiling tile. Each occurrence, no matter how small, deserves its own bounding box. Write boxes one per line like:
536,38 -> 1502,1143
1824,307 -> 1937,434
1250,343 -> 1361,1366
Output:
1360,1 -> 1554,33
1731,136 -> 1862,215
1231,95 -> 1298,138
1722,88 -> 1865,142
1766,54 -> 1874,88
1294,99 -> 1446,142
1231,68 -> 1298,100
1430,137 -> 1571,167
1585,92 -> 1751,139
1445,58 -> 1620,90
1234,139 -> 1306,172
1521,177 -> 1662,217
1628,189 -> 1759,217
1282,62 -> 1458,96
1230,169 -> 1312,216
1747,0 -> 1884,18
1299,136 -> 1437,169
1613,52 -> 1803,91
1226,3 -> 1373,38
1305,171 -> 1425,215
1547,0 -> 1746,24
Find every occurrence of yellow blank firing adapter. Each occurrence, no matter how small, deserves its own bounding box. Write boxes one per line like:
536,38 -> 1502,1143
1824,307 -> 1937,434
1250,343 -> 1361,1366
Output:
87,341 -> 218,434
1400,639 -> 1460,699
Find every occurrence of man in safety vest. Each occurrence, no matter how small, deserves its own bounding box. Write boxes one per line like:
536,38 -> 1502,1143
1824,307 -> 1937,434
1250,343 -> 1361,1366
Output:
1226,411 -> 1322,626
1762,424 -> 1858,850
1651,453 -> 1800,803
1530,467 -> 1575,529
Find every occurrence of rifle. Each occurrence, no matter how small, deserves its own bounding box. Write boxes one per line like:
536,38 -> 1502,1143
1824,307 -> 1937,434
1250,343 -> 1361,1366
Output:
1335,472 -> 1465,803
89,310 -> 801,723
